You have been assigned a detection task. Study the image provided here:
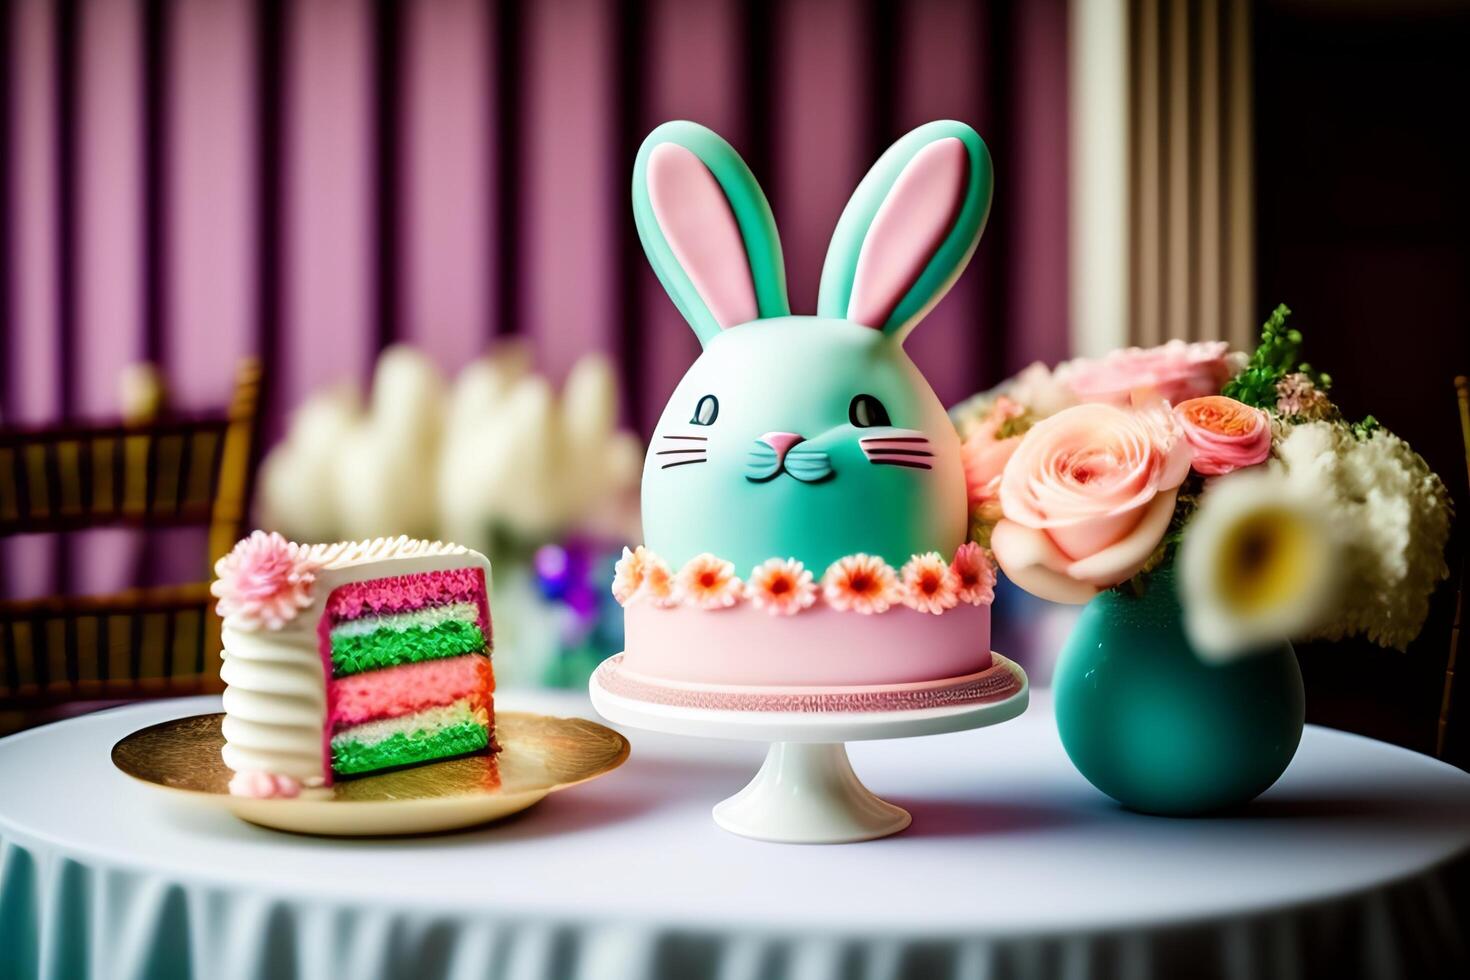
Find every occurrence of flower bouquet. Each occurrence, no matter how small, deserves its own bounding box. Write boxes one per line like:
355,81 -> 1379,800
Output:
953,306 -> 1453,813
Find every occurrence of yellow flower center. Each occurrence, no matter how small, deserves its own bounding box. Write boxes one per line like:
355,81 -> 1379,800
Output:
1215,508 -> 1315,613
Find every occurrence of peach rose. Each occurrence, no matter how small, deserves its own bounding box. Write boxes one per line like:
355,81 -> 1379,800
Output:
1174,396 -> 1271,476
1059,340 -> 1233,407
991,403 -> 1192,603
961,397 -> 1025,519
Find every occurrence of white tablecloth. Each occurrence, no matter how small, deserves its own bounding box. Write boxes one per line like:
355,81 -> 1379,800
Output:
1,690 -> 1468,980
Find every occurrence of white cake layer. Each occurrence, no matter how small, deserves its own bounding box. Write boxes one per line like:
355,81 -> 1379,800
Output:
328,601 -> 480,639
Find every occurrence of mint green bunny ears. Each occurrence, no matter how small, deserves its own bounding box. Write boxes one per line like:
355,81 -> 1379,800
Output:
633,120 -> 993,346
632,122 -> 790,346
818,121 -> 993,342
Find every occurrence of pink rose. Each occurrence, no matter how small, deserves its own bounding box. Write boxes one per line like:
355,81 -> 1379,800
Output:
1174,396 -> 1271,476
1060,340 -> 1233,407
991,403 -> 1192,603
960,397 -> 1024,519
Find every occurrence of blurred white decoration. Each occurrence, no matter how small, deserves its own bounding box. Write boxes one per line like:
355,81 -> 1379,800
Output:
336,347 -> 444,540
260,343 -> 642,556
1178,469 -> 1337,662
119,362 -> 168,423
259,384 -> 360,541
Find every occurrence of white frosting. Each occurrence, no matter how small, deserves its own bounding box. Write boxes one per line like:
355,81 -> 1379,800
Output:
219,620 -> 328,783
305,535 -> 469,569
218,536 -> 492,785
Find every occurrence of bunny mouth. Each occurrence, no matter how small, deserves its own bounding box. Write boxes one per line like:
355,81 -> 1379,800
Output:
744,446 -> 834,484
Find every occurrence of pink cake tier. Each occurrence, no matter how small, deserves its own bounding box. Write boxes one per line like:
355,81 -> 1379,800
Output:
608,545 -> 1010,712
621,601 -> 991,687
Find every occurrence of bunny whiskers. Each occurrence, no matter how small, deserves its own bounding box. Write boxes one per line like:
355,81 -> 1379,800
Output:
860,432 -> 935,470
655,434 -> 708,469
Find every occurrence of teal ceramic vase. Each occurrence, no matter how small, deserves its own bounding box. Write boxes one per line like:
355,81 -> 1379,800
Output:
1053,567 -> 1305,815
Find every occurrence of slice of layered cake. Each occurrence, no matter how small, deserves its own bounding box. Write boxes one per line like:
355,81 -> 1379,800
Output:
212,533 -> 495,797
323,567 -> 493,776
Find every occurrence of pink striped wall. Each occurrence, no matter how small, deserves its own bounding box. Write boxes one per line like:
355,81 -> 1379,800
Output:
77,0 -> 144,418
1,0 -> 1070,596
10,0 -> 62,426
170,0 -> 258,411
400,0 -> 494,366
284,0 -> 376,411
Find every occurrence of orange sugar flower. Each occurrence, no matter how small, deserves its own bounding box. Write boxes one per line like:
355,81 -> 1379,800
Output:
821,554 -> 900,615
612,545 -> 674,607
640,551 -> 675,606
747,558 -> 818,616
610,546 -> 646,605
900,552 -> 961,615
674,553 -> 743,610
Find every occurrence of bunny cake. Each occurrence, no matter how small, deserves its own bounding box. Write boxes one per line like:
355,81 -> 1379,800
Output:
212,533 -> 495,797
599,120 -> 1022,712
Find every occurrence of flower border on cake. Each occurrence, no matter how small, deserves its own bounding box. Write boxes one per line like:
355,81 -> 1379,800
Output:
611,543 -> 995,616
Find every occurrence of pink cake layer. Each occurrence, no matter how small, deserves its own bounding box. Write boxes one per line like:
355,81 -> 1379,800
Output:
324,567 -> 489,626
596,654 -> 1021,713
621,600 -> 990,687
326,654 -> 495,730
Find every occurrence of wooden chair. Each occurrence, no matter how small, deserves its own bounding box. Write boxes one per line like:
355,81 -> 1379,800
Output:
1440,375 -> 1470,760
0,361 -> 262,715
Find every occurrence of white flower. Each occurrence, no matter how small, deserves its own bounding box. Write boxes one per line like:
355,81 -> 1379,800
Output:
1179,469 -> 1338,661
1273,421 -> 1452,650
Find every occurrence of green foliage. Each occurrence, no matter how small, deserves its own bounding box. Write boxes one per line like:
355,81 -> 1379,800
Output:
1350,414 -> 1382,439
1221,304 -> 1331,409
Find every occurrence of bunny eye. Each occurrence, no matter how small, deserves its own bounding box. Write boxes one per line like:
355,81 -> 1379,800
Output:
690,394 -> 720,426
848,394 -> 892,428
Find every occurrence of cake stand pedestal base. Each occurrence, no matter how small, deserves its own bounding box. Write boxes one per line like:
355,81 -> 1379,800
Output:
591,652 -> 1028,844
713,741 -> 910,843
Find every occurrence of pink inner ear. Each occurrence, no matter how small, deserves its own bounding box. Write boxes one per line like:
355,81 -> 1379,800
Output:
647,143 -> 759,329
848,137 -> 969,329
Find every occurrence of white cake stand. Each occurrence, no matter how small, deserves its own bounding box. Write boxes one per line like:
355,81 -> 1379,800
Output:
590,654 -> 1028,844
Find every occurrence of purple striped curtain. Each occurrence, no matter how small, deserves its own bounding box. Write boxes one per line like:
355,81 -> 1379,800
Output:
2,0 -> 1069,595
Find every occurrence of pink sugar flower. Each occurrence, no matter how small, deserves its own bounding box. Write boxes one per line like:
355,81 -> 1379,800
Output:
900,552 -> 961,615
822,554 -> 900,615
228,770 -> 302,799
211,530 -> 319,631
951,542 -> 997,606
1174,395 -> 1272,476
674,553 -> 743,610
747,558 -> 818,616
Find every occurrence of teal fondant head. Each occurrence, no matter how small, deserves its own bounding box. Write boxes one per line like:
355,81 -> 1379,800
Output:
633,120 -> 994,575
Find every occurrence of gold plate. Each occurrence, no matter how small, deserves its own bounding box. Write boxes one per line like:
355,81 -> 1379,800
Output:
112,711 -> 630,836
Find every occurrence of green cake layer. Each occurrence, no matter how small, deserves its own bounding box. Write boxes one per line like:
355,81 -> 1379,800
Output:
330,619 -> 487,677
331,719 -> 491,775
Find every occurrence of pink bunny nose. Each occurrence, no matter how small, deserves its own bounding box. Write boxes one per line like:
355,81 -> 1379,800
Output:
760,431 -> 805,462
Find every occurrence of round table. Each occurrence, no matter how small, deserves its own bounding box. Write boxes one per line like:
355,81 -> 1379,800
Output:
2,690 -> 1468,980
